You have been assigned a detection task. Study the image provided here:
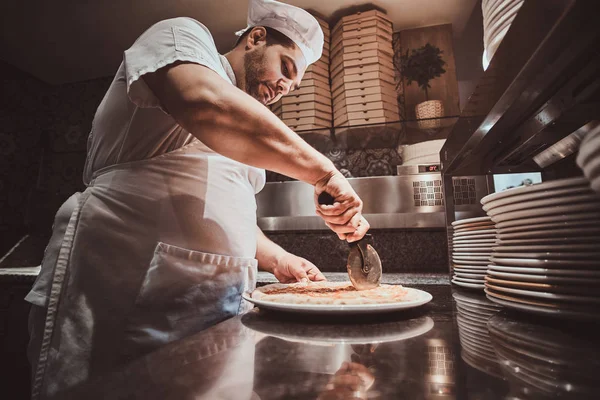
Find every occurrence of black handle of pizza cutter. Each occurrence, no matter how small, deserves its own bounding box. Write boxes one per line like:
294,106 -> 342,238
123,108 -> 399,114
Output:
317,192 -> 372,273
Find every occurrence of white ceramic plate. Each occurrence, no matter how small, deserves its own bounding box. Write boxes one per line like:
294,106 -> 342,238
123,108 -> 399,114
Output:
485,289 -> 600,321
454,276 -> 485,284
453,255 -> 492,261
491,251 -> 600,260
486,270 -> 600,285
452,259 -> 489,266
490,256 -> 600,268
497,218 -> 600,233
241,287 -> 432,315
481,177 -> 590,204
454,267 -> 489,273
452,242 -> 495,248
455,272 -> 486,279
452,279 -> 485,290
451,216 -> 492,226
496,237 -> 600,245
453,229 -> 497,237
487,264 -> 600,277
485,283 -> 600,304
482,186 -> 593,212
452,291 -> 502,311
484,276 -> 600,295
497,227 -> 600,240
492,244 -> 599,253
486,193 -> 600,217
452,247 -> 493,253
491,202 -> 600,223
494,211 -> 600,229
453,264 -> 488,270
452,234 -> 497,241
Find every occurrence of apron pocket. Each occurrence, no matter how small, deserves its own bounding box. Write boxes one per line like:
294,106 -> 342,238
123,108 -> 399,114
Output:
123,242 -> 257,359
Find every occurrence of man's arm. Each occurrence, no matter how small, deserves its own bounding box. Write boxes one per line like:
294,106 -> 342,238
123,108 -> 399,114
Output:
143,62 -> 367,240
256,226 -> 325,283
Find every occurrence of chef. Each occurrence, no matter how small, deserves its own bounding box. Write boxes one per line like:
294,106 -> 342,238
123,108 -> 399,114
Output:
24,0 -> 370,398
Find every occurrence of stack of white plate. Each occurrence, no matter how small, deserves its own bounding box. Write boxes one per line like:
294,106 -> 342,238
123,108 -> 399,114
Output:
481,0 -> 524,69
450,216 -> 497,290
481,177 -> 600,321
452,291 -> 504,379
488,314 -> 600,398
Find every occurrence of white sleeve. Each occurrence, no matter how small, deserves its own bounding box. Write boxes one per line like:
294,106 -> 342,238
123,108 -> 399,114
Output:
123,17 -> 226,109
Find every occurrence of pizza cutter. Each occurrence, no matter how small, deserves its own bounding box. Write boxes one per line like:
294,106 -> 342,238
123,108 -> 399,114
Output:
318,192 -> 382,290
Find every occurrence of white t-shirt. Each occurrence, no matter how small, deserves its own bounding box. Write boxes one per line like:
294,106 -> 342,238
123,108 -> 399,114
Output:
83,16 -> 266,191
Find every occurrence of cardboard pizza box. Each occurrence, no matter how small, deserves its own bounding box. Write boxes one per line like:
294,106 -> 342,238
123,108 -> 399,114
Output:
288,123 -> 332,131
334,84 -> 398,101
333,92 -> 398,108
332,80 -> 396,102
331,70 -> 396,87
332,18 -> 393,37
337,10 -> 392,25
330,39 -> 394,60
331,63 -> 396,82
309,58 -> 330,72
331,74 -> 396,94
334,117 -> 389,127
301,71 -> 330,85
329,35 -> 393,58
334,101 -> 398,116
295,79 -> 330,90
331,27 -> 393,49
286,85 -> 331,98
275,101 -> 332,114
283,116 -> 332,127
305,63 -> 329,79
281,109 -> 332,120
330,55 -> 394,77
282,93 -> 331,106
333,109 -> 398,126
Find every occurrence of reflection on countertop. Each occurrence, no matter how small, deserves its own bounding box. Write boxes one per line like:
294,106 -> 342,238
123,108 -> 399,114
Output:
41,284 -> 600,400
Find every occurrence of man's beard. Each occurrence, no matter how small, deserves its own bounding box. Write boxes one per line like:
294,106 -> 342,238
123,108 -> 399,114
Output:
243,50 -> 269,105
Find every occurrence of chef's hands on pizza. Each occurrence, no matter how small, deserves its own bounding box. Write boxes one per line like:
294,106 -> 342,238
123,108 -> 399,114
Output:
273,252 -> 326,283
314,171 -> 370,242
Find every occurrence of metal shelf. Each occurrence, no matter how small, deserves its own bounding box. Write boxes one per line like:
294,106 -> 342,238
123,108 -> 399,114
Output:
440,0 -> 600,177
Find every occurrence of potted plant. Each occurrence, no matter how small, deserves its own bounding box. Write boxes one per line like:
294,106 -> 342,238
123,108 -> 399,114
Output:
395,43 -> 447,129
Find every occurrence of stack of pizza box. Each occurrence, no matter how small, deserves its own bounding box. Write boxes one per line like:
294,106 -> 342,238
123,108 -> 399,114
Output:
330,10 -> 399,127
270,15 -> 332,131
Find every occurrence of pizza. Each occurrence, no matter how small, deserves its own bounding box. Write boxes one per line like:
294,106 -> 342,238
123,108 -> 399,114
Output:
251,281 -> 417,305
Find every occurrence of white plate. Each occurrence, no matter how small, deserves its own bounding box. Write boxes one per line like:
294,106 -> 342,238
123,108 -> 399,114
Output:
490,256 -> 600,268
491,202 -> 600,223
241,287 -> 433,315
484,276 -> 600,295
496,237 -> 600,245
451,216 -> 492,226
485,289 -> 600,321
495,211 -> 600,229
452,259 -> 489,266
453,255 -> 492,261
454,267 -> 489,273
452,242 -> 495,248
452,234 -> 497,241
491,251 -> 600,260
453,252 -> 492,257
482,186 -> 594,212
497,227 -> 600,240
487,193 -> 600,216
454,276 -> 485,284
488,264 -> 600,277
452,291 -> 502,310
452,279 -> 485,289
487,270 -> 600,284
453,229 -> 497,237
455,272 -> 486,279
481,177 -> 590,204
492,244 -> 600,253
452,247 -> 493,252
497,218 -> 600,233
485,283 -> 600,304
452,224 -> 496,232
453,264 -> 488,270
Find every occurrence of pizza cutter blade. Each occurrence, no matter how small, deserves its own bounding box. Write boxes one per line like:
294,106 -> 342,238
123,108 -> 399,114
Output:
318,192 -> 382,290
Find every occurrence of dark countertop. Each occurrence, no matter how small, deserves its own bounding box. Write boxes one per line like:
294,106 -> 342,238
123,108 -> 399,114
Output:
46,284 -> 600,400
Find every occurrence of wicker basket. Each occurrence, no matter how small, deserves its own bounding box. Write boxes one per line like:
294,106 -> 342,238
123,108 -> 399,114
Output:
415,100 -> 444,129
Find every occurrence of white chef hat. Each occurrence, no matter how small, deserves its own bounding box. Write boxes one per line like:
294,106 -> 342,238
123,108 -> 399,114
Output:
236,0 -> 324,66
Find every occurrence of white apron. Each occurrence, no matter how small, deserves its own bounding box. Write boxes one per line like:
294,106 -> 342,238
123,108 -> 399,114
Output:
31,140 -> 261,399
